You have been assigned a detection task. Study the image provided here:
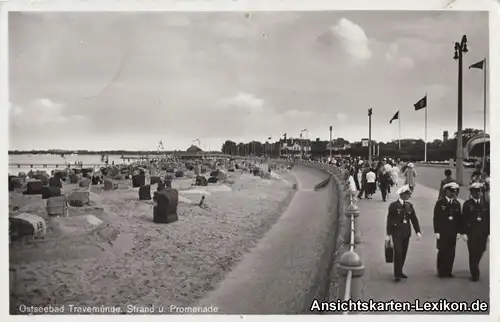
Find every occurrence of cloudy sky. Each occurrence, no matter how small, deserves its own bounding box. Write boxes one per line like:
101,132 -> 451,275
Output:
9,11 -> 489,151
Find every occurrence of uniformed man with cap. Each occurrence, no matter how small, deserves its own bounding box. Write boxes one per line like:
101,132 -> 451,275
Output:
433,182 -> 462,278
386,184 -> 421,282
462,182 -> 489,281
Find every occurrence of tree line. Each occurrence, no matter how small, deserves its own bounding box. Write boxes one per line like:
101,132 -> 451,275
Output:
220,128 -> 489,161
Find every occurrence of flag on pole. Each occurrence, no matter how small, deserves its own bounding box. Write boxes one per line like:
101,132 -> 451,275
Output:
469,59 -> 485,69
302,128 -> 307,132
368,108 -> 373,116
414,95 -> 427,111
389,111 -> 399,124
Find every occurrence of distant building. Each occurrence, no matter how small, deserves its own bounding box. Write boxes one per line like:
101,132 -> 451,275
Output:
186,145 -> 203,153
443,131 -> 449,141
279,138 -> 311,157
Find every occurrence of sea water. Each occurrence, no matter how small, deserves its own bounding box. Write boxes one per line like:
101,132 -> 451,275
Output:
8,154 -> 126,175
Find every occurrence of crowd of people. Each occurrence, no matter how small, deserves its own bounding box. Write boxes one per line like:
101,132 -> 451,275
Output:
306,154 -> 490,283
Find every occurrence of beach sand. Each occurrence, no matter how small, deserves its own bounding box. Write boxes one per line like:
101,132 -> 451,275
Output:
9,169 -> 296,313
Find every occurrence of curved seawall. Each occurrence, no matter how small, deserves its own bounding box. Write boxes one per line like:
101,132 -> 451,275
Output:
197,161 -> 347,313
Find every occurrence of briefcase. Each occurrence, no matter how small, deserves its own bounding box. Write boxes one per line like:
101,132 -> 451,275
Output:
385,239 -> 394,263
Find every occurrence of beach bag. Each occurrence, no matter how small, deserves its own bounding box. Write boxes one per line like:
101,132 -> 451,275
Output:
385,239 -> 394,263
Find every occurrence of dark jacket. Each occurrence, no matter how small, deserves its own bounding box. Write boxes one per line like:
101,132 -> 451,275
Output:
462,198 -> 489,237
386,200 -> 421,238
433,198 -> 462,237
379,171 -> 393,187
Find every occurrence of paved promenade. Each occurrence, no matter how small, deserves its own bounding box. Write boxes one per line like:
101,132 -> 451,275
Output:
414,165 -> 473,201
199,165 -> 335,313
354,174 -> 489,314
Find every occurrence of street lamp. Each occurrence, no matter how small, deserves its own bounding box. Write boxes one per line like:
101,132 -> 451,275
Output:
453,35 -> 468,185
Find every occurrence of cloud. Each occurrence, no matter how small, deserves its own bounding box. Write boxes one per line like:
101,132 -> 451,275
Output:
9,98 -> 86,126
217,92 -> 264,112
331,18 -> 372,60
385,43 -> 399,61
284,109 -> 312,118
426,84 -> 451,100
385,42 -> 414,70
396,57 -> 415,70
337,112 -> 348,122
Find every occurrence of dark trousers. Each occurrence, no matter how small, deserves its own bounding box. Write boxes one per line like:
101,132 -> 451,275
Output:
357,184 -> 366,198
437,235 -> 457,276
380,184 -> 389,201
393,236 -> 410,277
467,236 -> 488,278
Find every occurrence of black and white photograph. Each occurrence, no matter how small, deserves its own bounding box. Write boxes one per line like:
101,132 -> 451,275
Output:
4,0 -> 496,317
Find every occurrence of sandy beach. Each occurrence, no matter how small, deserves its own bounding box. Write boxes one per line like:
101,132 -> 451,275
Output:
9,168 -> 297,313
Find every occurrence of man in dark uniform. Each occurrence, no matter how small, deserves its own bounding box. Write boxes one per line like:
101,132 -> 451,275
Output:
386,185 -> 421,282
433,182 -> 462,278
462,182 -> 489,281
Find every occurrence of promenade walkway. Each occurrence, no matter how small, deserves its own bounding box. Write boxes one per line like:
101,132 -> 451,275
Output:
354,176 -> 489,313
199,165 -> 335,313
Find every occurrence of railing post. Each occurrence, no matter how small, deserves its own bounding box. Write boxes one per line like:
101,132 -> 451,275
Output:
344,202 -> 361,245
337,250 -> 365,302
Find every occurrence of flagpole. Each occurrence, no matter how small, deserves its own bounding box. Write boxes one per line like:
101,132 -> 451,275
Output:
425,95 -> 428,163
482,58 -> 487,171
398,112 -> 401,150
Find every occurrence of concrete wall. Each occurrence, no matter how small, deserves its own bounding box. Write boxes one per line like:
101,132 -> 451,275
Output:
197,160 -> 347,313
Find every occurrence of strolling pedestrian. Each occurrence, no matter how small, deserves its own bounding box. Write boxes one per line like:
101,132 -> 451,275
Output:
357,164 -> 370,199
386,185 -> 421,282
470,169 -> 484,185
462,182 -> 489,282
383,163 -> 393,193
365,168 -> 377,199
379,167 -> 393,202
404,163 -> 417,193
438,169 -> 455,200
433,182 -> 462,278
390,164 -> 400,188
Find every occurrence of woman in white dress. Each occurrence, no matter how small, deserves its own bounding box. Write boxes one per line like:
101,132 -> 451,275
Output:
403,163 -> 417,192
390,165 -> 400,187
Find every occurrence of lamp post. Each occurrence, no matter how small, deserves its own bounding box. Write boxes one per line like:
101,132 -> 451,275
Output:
368,108 -> 372,165
453,35 -> 468,185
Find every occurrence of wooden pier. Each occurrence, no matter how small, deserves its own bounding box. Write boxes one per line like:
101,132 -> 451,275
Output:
9,163 -> 107,169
